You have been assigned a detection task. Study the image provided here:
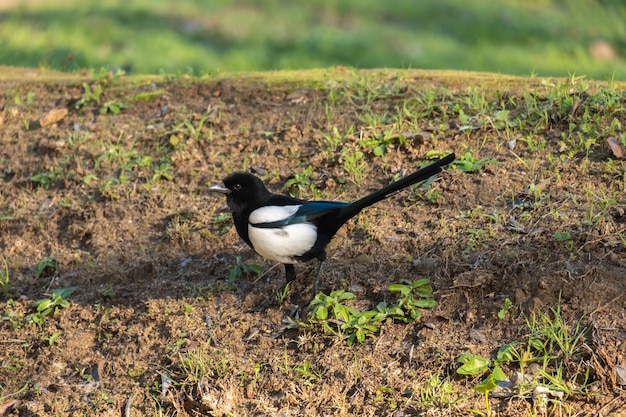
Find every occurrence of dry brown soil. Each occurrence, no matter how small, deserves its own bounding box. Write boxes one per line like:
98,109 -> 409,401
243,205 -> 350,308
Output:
0,67 -> 625,416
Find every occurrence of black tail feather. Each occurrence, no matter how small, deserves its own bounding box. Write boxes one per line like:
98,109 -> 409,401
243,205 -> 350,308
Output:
337,153 -> 454,223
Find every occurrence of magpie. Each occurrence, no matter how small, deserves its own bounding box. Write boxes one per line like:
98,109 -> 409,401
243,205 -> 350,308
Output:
209,153 -> 454,297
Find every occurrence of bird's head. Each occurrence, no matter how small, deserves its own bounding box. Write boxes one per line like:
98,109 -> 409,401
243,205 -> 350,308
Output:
208,172 -> 270,213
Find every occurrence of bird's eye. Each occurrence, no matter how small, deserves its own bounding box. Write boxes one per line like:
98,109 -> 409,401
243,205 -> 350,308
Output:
233,184 -> 242,190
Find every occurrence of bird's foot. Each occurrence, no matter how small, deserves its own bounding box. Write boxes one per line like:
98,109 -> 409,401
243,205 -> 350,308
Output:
247,298 -> 271,313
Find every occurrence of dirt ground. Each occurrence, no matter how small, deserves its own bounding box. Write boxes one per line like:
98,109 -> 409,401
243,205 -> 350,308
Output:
0,67 -> 625,416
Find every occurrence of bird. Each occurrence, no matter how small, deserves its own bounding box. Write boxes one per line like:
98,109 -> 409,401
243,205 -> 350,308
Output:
209,153 -> 454,299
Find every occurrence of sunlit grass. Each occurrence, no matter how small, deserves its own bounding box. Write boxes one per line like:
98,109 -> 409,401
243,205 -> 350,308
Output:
0,0 -> 625,78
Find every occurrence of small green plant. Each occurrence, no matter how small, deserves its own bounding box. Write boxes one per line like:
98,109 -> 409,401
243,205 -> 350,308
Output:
293,360 -> 322,386
358,129 -> 407,157
41,331 -> 62,346
309,290 -> 358,324
436,147 -> 496,173
388,278 -> 437,320
285,167 -> 315,197
73,83 -> 104,110
152,162 -> 173,181
178,346 -> 231,383
227,256 -> 262,283
342,150 -> 367,185
183,303 -> 194,317
302,279 -> 437,345
82,174 -> 99,185
31,287 -> 76,326
239,362 -> 266,389
99,100 -> 130,115
497,298 -> 513,319
274,282 -> 290,304
133,89 -> 167,101
320,126 -> 346,155
91,67 -> 125,83
99,177 -> 122,200
553,231 -> 572,242
169,114 -> 211,145
307,290 -> 377,345
211,212 -> 233,236
474,363 -> 507,415
34,256 -> 57,278
457,301 -> 592,415
417,372 -> 462,409
31,168 -> 62,189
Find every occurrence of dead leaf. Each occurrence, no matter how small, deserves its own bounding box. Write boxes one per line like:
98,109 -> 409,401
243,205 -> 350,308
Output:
0,399 -> 21,416
40,108 -> 68,127
615,365 -> 626,385
607,137 -> 623,159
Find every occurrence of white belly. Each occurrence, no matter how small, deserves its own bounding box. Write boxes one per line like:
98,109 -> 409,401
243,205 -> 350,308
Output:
248,222 -> 317,264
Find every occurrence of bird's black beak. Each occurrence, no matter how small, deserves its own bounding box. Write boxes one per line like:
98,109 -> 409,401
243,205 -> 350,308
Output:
208,182 -> 230,194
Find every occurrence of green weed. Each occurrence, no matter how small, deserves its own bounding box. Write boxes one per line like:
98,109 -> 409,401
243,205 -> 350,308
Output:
497,298 -> 513,319
358,129 -> 407,157
298,279 -> 437,346
444,148 -> 497,173
99,99 -> 130,115
274,282 -> 290,305
227,256 -> 262,284
457,301 -> 593,415
33,256 -> 57,278
31,287 -> 76,326
31,168 -> 62,189
73,83 -> 103,110
342,150 -> 367,185
285,167 -> 315,198
388,278 -> 437,321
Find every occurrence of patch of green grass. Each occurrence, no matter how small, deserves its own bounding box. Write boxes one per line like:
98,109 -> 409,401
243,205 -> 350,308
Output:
274,282 -> 290,305
457,301 -> 594,415
291,279 -> 437,346
99,99 -> 130,115
1,0 -> 626,79
177,346 -> 232,384
165,213 -> 202,244
341,149 -> 367,186
169,113 -> 213,147
319,126 -> 350,160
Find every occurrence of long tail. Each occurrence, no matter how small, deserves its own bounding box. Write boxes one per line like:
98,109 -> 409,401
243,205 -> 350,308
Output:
337,153 -> 455,222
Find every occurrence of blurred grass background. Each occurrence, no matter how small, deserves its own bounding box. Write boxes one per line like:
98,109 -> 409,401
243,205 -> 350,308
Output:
1,0 -> 625,79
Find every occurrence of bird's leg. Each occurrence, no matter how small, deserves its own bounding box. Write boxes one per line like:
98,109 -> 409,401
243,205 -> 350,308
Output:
284,264 -> 296,284
248,263 -> 296,312
312,260 -> 324,296
312,252 -> 327,296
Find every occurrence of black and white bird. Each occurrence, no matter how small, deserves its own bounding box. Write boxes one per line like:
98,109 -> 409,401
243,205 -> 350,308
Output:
209,153 -> 454,297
